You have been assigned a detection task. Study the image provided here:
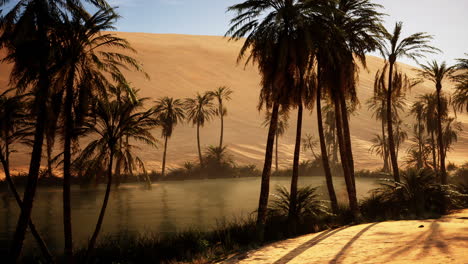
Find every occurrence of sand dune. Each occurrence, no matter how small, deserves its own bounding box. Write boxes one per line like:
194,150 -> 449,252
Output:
1,32 -> 467,174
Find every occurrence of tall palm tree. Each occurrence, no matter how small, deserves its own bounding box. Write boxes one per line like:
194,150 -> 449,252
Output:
417,61 -> 455,184
380,21 -> 439,182
184,92 -> 216,167
263,107 -> 289,172
367,64 -> 411,172
210,86 -> 233,148
0,90 -> 53,262
409,100 -> 426,169
226,0 -> 327,236
0,0 -> 109,259
154,97 -> 185,177
452,54 -> 468,113
315,0 -> 384,219
79,92 -> 158,260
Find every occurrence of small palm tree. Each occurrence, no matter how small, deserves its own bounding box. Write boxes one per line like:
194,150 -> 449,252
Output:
263,107 -> 289,172
184,92 -> 216,167
452,54 -> 468,113
302,133 -> 319,161
79,92 -> 158,259
417,61 -> 456,184
154,97 -> 185,177
209,86 -> 233,148
380,21 -> 439,182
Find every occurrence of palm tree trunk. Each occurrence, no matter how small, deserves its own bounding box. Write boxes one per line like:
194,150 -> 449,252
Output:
46,136 -> 54,177
333,96 -> 359,219
431,131 -> 438,173
338,91 -> 356,191
289,103 -> 303,222
86,149 -> 115,262
63,66 -> 76,262
10,21 -> 50,258
0,146 -> 53,262
219,103 -> 224,148
162,135 -> 168,177
387,62 -> 400,182
381,109 -> 389,172
257,101 -> 279,241
197,123 -> 203,167
436,88 -> 447,184
316,87 -> 338,213
275,133 -> 279,173
417,119 -> 423,169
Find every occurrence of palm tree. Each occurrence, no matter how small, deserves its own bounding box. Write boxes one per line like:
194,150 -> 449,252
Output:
154,97 -> 185,177
417,61 -> 455,184
452,54 -> 468,113
380,21 -> 439,182
0,0 -> 109,259
442,117 -> 463,156
79,91 -> 158,260
263,108 -> 289,172
367,64 -> 411,172
409,100 -> 426,169
226,0 -> 329,236
210,86 -> 233,148
302,133 -> 319,160
184,92 -> 216,167
0,90 -> 53,262
315,0 -> 384,219
55,7 -> 145,259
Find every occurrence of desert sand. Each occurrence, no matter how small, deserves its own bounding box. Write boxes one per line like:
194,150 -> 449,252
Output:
220,209 -> 468,264
1,32 -> 467,174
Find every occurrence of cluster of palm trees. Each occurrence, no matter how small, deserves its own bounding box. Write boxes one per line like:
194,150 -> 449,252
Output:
226,0 -> 467,239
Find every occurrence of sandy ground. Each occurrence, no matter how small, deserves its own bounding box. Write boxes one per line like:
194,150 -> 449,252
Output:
220,209 -> 468,264
1,32 -> 467,175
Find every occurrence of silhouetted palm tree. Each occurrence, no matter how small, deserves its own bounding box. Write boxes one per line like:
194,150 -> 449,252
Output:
210,86 -> 233,148
0,90 -> 53,262
0,0 -> 109,259
409,100 -> 426,169
79,91 -> 158,260
417,61 -> 455,184
184,92 -> 216,167
302,133 -> 319,161
263,108 -> 289,172
380,21 -> 439,182
154,97 -> 185,177
452,54 -> 468,113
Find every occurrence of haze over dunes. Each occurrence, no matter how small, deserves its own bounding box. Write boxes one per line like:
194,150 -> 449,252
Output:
1,32 -> 467,174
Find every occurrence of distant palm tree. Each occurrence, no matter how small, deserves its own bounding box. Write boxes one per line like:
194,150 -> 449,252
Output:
380,21 -> 439,182
417,61 -> 455,184
263,108 -> 289,172
302,133 -> 319,160
184,92 -> 216,167
393,119 -> 408,161
154,97 -> 185,177
409,100 -> 426,169
79,92 -> 158,259
452,54 -> 468,113
210,86 -> 233,148
0,90 -> 52,262
442,117 -> 463,156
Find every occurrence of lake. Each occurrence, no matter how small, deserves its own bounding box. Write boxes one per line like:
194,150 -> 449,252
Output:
0,176 -> 381,254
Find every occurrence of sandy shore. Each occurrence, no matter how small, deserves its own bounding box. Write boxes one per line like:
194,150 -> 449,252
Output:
220,210 -> 468,264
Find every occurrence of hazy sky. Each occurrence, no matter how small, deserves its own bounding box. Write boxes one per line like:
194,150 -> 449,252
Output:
107,0 -> 468,66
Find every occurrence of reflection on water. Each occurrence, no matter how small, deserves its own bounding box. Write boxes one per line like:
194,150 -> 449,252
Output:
0,176 -> 378,254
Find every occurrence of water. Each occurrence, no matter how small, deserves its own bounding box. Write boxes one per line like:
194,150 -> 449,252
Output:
0,176 -> 379,254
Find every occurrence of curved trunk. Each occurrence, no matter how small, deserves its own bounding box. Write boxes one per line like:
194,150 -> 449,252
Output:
162,135 -> 168,177
197,123 -> 203,167
86,149 -> 115,262
387,62 -> 400,182
436,88 -> 447,184
316,87 -> 338,213
289,103 -> 303,222
257,101 -> 279,241
338,91 -> 356,191
0,146 -> 53,262
10,13 -> 50,258
63,66 -> 76,262
334,96 -> 359,219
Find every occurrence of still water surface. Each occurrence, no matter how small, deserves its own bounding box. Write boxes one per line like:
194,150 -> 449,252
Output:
0,176 -> 380,254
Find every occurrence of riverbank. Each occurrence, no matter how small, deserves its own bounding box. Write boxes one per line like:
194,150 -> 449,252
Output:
220,209 -> 468,264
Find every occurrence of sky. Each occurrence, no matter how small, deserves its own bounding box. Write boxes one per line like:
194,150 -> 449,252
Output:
106,0 -> 468,66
